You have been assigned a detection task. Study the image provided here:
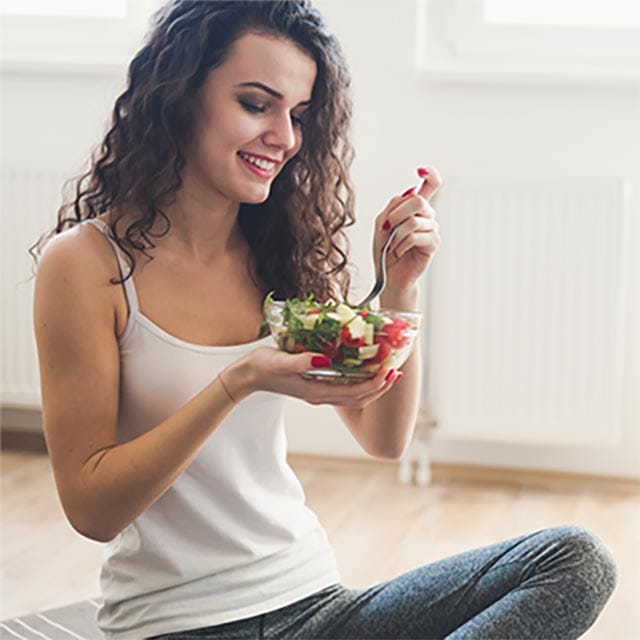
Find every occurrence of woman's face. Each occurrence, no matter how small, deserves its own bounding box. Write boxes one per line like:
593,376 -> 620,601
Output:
184,31 -> 317,205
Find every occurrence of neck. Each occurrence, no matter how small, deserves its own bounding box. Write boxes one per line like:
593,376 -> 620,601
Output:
163,201 -> 244,267
153,171 -> 246,268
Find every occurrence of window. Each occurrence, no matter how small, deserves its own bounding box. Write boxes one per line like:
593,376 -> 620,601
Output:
484,0 -> 640,29
0,0 -> 163,73
416,0 -> 640,86
0,0 -> 127,18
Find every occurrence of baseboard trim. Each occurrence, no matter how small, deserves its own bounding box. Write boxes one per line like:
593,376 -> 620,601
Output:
1,428 -> 47,453
2,427 -> 637,493
287,453 -> 640,494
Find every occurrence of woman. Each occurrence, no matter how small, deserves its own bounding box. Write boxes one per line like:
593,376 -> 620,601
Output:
31,1 -> 616,638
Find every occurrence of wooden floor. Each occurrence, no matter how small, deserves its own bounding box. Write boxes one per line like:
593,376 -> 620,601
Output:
2,450 -> 639,639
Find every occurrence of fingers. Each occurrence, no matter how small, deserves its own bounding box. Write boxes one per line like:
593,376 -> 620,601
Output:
393,229 -> 441,261
299,365 -> 402,407
376,166 -> 442,235
388,216 -> 440,261
287,352 -> 401,407
375,194 -> 406,235
381,195 -> 437,246
385,197 -> 436,228
416,166 -> 443,201
256,348 -> 402,406
382,202 -> 437,254
352,368 -> 403,407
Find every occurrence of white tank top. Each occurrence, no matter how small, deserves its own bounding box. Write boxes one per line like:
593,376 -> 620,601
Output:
84,218 -> 341,640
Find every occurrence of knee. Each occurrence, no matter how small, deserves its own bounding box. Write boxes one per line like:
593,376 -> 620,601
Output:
551,525 -> 618,605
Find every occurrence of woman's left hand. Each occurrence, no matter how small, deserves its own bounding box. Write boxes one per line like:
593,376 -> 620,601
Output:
372,166 -> 443,295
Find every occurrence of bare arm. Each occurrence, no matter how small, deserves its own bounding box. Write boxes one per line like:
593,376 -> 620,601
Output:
35,227 -> 400,543
34,230 -> 253,543
334,286 -> 422,459
335,168 -> 441,458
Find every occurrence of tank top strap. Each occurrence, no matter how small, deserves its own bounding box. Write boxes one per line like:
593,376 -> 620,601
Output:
84,218 -> 140,316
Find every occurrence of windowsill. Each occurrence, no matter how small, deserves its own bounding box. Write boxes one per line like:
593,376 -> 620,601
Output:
420,62 -> 640,89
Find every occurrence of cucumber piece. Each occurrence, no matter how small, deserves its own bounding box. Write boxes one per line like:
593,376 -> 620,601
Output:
300,314 -> 318,330
358,344 -> 379,360
364,322 -> 374,345
285,334 -> 295,352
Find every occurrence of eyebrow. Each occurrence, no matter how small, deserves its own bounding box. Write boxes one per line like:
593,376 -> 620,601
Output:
234,81 -> 311,106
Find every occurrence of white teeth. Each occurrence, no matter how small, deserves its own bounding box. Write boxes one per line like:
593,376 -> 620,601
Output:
239,152 -> 276,171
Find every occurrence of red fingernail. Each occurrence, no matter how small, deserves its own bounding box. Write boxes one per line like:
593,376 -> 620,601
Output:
394,372 -> 404,383
311,355 -> 331,367
401,186 -> 415,197
417,167 -> 429,177
383,220 -> 391,231
385,368 -> 396,382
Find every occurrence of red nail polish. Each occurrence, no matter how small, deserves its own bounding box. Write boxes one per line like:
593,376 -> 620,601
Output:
401,187 -> 416,197
394,372 -> 404,383
383,220 -> 390,231
311,355 -> 331,368
417,167 -> 429,177
385,369 -> 396,382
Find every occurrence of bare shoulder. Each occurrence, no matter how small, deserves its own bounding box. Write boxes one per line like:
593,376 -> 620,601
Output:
37,219 -> 119,283
36,218 -> 128,324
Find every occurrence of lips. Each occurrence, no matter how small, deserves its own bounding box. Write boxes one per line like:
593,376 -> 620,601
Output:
237,152 -> 277,178
239,151 -> 281,163
237,151 -> 278,171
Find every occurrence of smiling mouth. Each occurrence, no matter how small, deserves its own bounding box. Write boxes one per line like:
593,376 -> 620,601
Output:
237,151 -> 278,172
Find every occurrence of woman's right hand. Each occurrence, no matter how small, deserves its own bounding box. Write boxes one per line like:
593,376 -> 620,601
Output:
221,346 -> 401,408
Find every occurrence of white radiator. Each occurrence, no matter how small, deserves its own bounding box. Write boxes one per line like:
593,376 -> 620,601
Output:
1,169 -> 632,455
422,177 -> 631,447
1,169 -> 67,408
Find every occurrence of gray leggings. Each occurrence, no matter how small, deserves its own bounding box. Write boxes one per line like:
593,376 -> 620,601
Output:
148,525 -> 617,640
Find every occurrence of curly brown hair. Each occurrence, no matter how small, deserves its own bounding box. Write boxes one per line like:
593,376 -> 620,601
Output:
29,0 -> 357,305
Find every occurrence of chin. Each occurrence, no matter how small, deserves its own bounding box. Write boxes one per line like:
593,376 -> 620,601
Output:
239,187 -> 271,205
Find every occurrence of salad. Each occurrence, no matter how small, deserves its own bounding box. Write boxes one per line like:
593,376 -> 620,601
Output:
259,291 -> 412,376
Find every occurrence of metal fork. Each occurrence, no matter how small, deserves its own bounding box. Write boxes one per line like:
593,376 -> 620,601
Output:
355,225 -> 400,309
355,175 -> 426,309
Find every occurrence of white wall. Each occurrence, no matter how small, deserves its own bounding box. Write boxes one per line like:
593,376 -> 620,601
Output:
304,0 -> 640,478
1,0 -> 638,478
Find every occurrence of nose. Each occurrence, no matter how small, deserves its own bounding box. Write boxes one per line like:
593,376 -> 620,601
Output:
263,112 -> 298,153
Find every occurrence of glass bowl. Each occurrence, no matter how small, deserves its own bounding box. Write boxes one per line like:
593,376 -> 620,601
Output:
263,294 -> 422,385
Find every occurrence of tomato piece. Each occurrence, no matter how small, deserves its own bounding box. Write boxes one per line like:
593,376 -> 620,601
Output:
340,324 -> 365,348
391,333 -> 410,349
395,334 -> 410,348
386,317 -> 410,333
364,335 -> 392,364
386,329 -> 408,348
307,308 -> 321,314
383,318 -> 411,348
321,340 -> 340,360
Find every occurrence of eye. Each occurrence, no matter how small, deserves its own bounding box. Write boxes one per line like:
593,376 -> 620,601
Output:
240,100 -> 266,114
240,98 -> 306,129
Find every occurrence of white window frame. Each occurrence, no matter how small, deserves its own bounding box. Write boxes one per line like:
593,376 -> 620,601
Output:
0,0 -> 163,75
0,0 -> 128,18
415,0 -> 640,87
